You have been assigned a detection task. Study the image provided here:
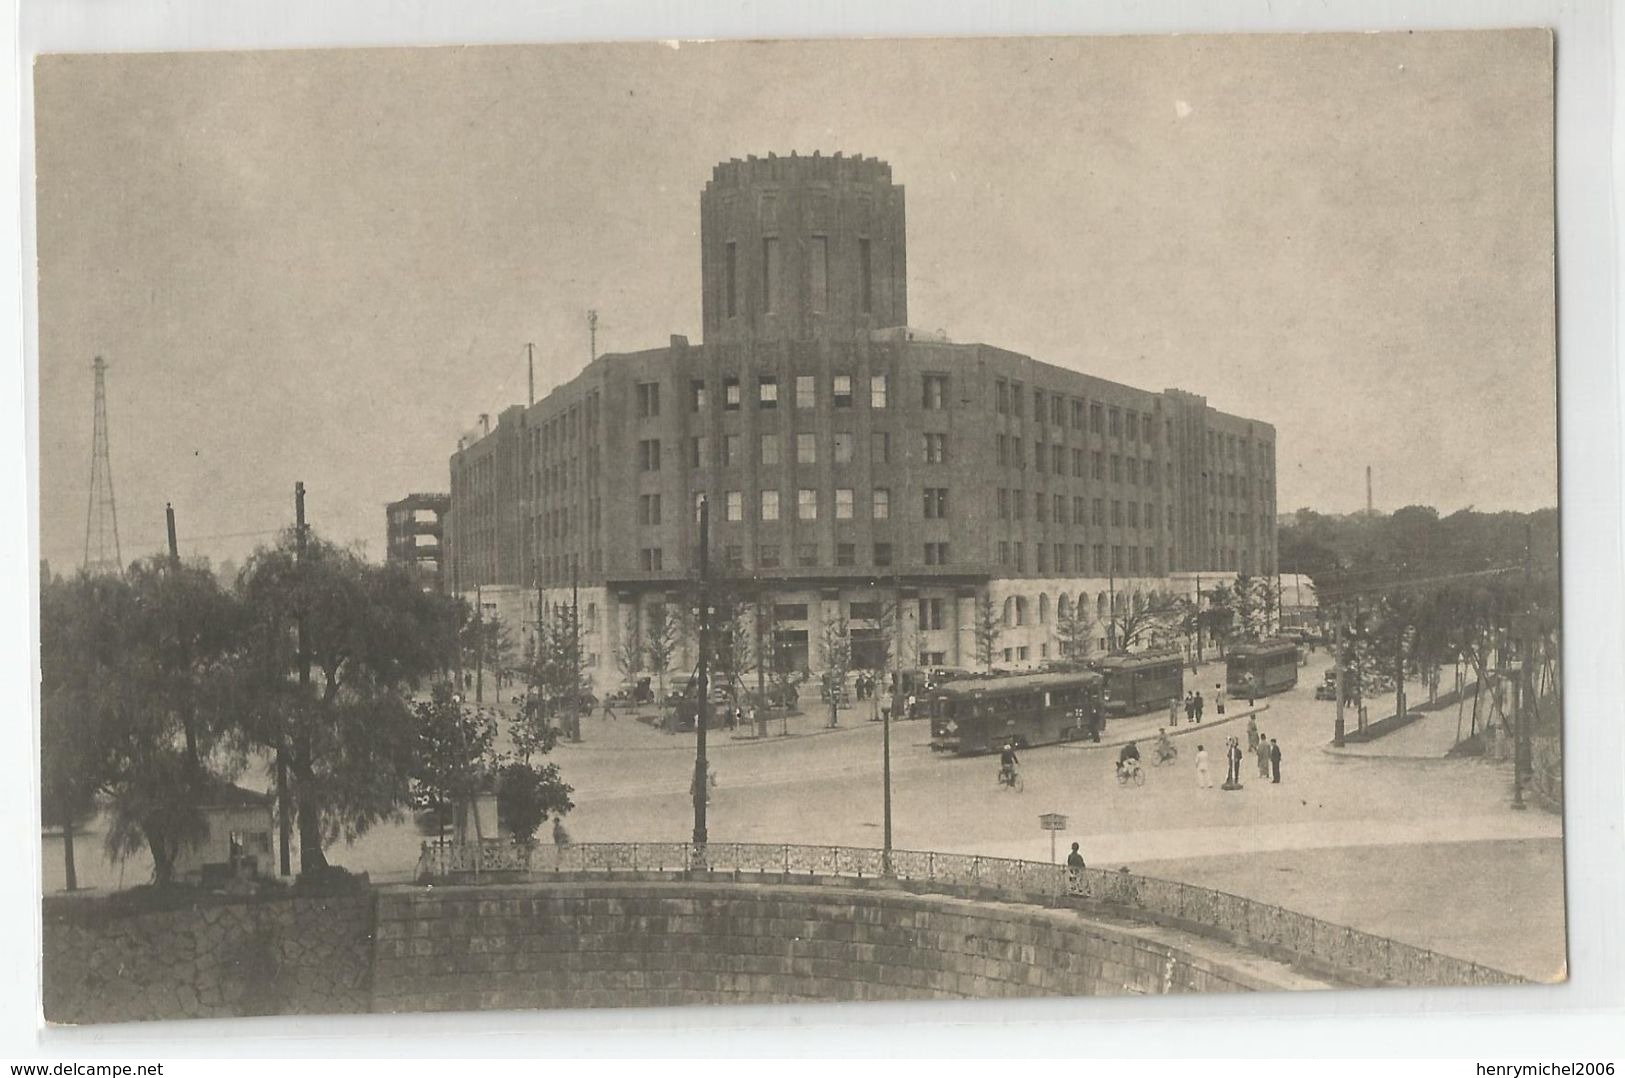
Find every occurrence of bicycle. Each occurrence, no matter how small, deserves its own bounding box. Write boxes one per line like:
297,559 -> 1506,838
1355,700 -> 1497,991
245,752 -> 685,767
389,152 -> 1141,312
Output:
1116,760 -> 1146,787
1152,745 -> 1178,767
997,765 -> 1025,793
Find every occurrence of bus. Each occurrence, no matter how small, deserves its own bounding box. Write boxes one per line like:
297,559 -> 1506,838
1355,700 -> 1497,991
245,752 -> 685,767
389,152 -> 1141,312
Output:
1096,650 -> 1185,717
927,671 -> 1105,756
1226,637 -> 1301,698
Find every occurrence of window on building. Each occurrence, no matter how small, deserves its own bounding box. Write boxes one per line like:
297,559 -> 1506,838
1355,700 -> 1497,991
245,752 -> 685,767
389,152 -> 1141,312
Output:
689,436 -> 706,469
761,236 -> 780,312
638,439 -> 661,471
1033,389 -> 1046,421
690,380 -> 707,412
796,374 -> 815,409
1109,408 -> 1122,437
997,434 -> 1008,467
836,542 -> 856,567
810,235 -> 829,312
1127,458 -> 1139,486
924,542 -> 949,565
724,378 -> 740,410
835,488 -> 854,520
1112,500 -> 1123,527
1013,489 -> 1025,521
723,434 -> 740,467
870,374 -> 888,409
999,541 -> 1010,566
923,432 -> 947,464
1128,547 -> 1140,573
871,431 -> 890,463
725,491 -> 743,522
638,493 -> 662,526
760,489 -> 780,521
1092,451 -> 1104,480
725,242 -> 737,317
874,542 -> 893,567
1111,455 -> 1122,483
1126,410 -> 1138,440
760,434 -> 780,466
796,433 -> 817,465
833,375 -> 853,408
919,598 -> 945,631
1035,494 -> 1047,523
1072,448 -> 1084,478
1072,399 -> 1085,429
1128,502 -> 1139,528
1034,441 -> 1046,474
1143,415 -> 1154,442
1055,544 -> 1067,572
798,489 -> 817,520
923,487 -> 948,519
640,548 -> 663,572
1036,544 -> 1048,572
1052,396 -> 1064,427
996,379 -> 1009,414
1014,542 -> 1026,571
997,489 -> 1009,519
1092,498 -> 1105,527
1111,545 -> 1123,573
1073,496 -> 1085,524
1054,494 -> 1065,523
859,237 -> 873,313
872,488 -> 890,519
774,604 -> 808,622
1090,402 -> 1104,433
922,374 -> 947,411
758,544 -> 781,569
758,375 -> 778,408
636,382 -> 660,419
724,545 -> 744,570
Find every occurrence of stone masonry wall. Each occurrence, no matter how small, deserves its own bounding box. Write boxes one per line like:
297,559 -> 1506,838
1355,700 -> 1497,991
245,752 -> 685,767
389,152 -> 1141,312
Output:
43,892 -> 373,1024
371,880 -> 1269,1013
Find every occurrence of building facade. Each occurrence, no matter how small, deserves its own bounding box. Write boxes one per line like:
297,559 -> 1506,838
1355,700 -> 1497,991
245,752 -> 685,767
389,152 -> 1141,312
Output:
385,492 -> 451,590
448,152 -> 1277,694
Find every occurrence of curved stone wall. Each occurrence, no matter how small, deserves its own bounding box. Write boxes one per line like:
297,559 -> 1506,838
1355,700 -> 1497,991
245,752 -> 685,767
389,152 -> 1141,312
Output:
370,878 -> 1319,1012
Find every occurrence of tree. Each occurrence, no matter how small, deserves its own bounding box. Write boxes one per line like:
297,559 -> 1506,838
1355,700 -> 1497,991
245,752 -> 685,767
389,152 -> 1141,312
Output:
1056,602 -> 1094,662
238,531 -> 447,873
819,613 -> 852,700
497,761 -> 574,845
644,602 -> 681,703
1251,575 -> 1282,637
1230,573 -> 1263,642
1113,590 -> 1178,650
615,610 -> 645,686
972,593 -> 1003,671
1204,583 -> 1237,658
409,683 -> 498,844
483,616 -> 517,692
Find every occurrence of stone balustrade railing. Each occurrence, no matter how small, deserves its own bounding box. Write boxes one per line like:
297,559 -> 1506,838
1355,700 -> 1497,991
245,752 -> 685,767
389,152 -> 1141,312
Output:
415,839 -> 1524,989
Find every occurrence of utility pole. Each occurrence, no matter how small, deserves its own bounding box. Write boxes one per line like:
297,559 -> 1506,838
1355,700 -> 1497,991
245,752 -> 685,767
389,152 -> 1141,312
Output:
475,583 -> 484,704
527,342 -> 535,406
1333,615 -> 1347,747
570,558 -> 581,743
165,503 -> 180,568
1195,572 -> 1204,665
284,482 -> 310,876
885,569 -> 902,872
587,309 -> 599,363
754,591 -> 766,737
1366,465 -> 1374,517
692,496 -> 711,860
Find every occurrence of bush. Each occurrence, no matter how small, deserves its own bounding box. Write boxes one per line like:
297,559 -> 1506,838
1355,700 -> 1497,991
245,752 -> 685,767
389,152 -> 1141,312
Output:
497,761 -> 574,844
292,864 -> 370,896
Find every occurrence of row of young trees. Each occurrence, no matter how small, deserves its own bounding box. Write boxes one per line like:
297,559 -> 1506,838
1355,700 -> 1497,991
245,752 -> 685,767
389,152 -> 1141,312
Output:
39,529 -> 575,892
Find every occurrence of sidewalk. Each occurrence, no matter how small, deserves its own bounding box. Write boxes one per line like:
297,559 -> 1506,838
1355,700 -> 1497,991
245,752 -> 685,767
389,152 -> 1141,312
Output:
1059,701 -> 1271,752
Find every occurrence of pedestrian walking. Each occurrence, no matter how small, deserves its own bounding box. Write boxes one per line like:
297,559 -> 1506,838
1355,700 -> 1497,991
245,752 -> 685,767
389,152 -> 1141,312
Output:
1255,731 -> 1271,778
552,817 -> 572,847
1246,716 -> 1259,752
1269,738 -> 1282,784
601,694 -> 618,721
1215,683 -> 1226,716
1195,744 -> 1212,788
1226,737 -> 1243,786
1168,695 -> 1180,727
1195,691 -> 1205,723
1184,692 -> 1195,724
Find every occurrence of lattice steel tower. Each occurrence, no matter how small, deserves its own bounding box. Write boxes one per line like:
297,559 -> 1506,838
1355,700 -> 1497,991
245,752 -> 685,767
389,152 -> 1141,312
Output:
83,356 -> 122,574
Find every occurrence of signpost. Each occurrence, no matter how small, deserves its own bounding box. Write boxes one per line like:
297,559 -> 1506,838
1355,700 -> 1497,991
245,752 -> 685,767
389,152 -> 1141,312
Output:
1038,813 -> 1069,863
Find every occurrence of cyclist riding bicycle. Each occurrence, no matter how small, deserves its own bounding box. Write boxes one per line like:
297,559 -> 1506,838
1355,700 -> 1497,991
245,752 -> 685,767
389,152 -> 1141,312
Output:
999,741 -> 1020,785
1155,728 -> 1177,763
1116,740 -> 1142,778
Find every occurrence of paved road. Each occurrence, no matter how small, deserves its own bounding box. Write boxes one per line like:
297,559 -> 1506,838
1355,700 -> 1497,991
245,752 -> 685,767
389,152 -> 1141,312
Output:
42,656 -> 1566,976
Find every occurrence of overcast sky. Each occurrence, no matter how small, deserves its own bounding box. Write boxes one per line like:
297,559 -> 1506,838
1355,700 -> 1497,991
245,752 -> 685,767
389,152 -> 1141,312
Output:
33,31 -> 1555,572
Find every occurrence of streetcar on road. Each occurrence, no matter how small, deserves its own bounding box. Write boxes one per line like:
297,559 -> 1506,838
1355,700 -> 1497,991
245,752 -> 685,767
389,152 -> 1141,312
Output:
1226,637 -> 1301,698
927,670 -> 1105,756
1096,649 -> 1185,717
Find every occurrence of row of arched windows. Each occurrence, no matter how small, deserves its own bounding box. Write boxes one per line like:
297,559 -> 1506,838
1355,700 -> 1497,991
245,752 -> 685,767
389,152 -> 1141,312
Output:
1001,589 -> 1151,629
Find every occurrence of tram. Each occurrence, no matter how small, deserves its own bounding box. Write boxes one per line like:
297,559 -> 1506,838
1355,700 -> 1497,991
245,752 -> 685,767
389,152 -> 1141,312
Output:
1096,649 -> 1185,717
1226,638 -> 1301,698
927,670 -> 1105,756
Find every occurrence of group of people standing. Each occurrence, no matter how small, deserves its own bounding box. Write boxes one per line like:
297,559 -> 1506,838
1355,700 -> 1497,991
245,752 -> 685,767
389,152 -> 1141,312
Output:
1173,690 -> 1207,725
1192,716 -> 1282,788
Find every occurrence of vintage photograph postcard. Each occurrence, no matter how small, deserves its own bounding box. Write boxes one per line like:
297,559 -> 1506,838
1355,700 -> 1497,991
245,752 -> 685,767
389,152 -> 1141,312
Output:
33,31 -> 1561,1022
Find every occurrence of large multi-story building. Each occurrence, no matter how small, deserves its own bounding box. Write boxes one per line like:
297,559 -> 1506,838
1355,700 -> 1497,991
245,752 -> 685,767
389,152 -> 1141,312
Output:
386,492 -> 451,590
448,152 -> 1277,692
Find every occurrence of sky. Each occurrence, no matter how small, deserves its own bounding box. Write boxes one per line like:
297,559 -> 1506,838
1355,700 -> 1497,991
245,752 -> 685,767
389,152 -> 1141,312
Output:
31,32 -> 1557,573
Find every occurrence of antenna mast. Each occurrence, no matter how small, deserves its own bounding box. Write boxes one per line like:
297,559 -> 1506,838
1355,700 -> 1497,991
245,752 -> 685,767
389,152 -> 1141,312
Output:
83,356 -> 123,574
588,309 -> 598,363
